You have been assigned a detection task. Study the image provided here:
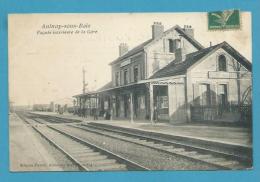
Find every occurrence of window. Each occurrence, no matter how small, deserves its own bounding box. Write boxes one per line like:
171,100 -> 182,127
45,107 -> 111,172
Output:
134,65 -> 139,82
138,96 -> 145,109
115,72 -> 120,86
218,55 -> 227,71
155,86 -> 169,110
169,39 -> 181,53
104,101 -> 109,110
86,99 -> 90,108
169,39 -> 174,53
158,96 -> 169,109
123,69 -> 128,85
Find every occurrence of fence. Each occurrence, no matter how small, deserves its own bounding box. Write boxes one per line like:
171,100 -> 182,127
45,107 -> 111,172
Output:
190,104 -> 252,124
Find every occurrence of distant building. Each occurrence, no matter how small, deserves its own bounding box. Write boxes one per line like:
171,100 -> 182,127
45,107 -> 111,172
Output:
49,102 -> 55,112
51,98 -> 74,114
32,104 -> 50,112
10,104 -> 33,112
74,23 -> 252,123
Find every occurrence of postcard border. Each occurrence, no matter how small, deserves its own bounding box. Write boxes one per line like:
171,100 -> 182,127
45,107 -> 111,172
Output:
0,0 -> 260,182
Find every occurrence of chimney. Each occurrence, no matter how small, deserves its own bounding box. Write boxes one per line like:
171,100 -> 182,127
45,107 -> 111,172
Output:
183,25 -> 194,37
152,22 -> 164,39
119,43 -> 128,56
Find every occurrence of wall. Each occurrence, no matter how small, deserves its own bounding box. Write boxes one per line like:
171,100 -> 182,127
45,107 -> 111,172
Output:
167,77 -> 186,123
111,52 -> 145,87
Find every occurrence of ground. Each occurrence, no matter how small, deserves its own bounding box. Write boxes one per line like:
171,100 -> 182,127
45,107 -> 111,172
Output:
9,113 -> 76,171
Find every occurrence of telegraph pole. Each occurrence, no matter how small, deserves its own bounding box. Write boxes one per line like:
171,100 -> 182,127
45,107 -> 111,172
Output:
82,67 -> 88,94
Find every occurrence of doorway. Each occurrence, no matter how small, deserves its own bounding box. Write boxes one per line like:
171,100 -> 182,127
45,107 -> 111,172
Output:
123,95 -> 129,118
154,85 -> 169,121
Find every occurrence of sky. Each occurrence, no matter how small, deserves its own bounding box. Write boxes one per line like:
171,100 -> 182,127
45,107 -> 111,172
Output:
8,12 -> 251,106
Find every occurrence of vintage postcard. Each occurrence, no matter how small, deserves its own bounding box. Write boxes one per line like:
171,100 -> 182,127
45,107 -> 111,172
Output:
8,12 -> 252,172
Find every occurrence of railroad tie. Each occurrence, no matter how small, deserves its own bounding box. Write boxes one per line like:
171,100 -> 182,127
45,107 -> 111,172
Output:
203,157 -> 227,163
89,164 -> 127,171
129,138 -> 142,142
180,151 -> 198,156
81,159 -> 118,167
75,152 -> 101,158
137,139 -> 149,144
214,160 -> 240,167
68,149 -> 95,154
151,143 -> 164,148
160,145 -> 174,150
166,148 -> 185,153
193,154 -> 213,159
79,155 -> 108,162
141,141 -> 156,145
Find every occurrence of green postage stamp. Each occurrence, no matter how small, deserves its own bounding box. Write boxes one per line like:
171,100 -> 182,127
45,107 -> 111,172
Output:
208,9 -> 240,30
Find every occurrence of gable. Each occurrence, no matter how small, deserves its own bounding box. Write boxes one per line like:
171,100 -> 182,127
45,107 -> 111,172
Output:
188,43 -> 252,73
145,27 -> 203,77
109,25 -> 204,66
145,28 -> 200,54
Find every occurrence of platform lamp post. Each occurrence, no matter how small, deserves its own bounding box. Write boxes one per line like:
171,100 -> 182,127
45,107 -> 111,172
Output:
149,83 -> 155,125
73,99 -> 76,115
110,95 -> 116,122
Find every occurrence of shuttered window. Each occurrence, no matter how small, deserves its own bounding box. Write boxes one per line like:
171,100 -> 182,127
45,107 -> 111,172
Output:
115,72 -> 120,86
169,39 -> 174,53
199,84 -> 211,106
134,65 -> 139,82
218,84 -> 228,106
123,69 -> 128,85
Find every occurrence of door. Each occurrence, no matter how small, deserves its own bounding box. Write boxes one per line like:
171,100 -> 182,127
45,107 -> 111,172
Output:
133,94 -> 138,118
199,84 -> 212,120
154,85 -> 169,121
218,84 -> 228,116
199,84 -> 211,106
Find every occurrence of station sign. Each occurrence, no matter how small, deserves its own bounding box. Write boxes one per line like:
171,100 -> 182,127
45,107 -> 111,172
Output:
120,59 -> 131,67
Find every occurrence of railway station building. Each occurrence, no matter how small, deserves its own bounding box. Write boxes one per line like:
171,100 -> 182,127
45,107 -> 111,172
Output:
74,23 -> 252,124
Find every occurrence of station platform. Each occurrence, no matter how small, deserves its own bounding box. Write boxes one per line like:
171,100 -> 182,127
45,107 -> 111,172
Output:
9,113 -> 62,171
31,111 -> 252,148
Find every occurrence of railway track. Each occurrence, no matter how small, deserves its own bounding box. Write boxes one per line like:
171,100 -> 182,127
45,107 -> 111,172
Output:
17,113 -> 149,171
66,122 -> 251,170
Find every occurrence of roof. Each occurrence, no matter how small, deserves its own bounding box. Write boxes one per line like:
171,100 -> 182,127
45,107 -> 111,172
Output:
150,41 -> 252,79
174,25 -> 204,50
74,41 -> 251,98
73,82 -> 113,97
109,39 -> 153,66
109,25 -> 205,66
97,81 -> 113,92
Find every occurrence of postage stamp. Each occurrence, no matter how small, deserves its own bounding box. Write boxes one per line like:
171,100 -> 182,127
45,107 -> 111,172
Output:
208,10 -> 240,30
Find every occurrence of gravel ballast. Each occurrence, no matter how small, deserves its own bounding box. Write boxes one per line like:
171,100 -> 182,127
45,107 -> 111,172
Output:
54,124 -> 219,170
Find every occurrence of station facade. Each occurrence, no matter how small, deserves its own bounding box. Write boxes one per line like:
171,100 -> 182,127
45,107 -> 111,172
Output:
74,23 -> 252,124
